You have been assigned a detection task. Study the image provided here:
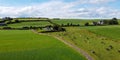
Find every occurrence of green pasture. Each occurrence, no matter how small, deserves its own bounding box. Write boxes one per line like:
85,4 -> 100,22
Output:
0,30 -> 86,60
7,21 -> 52,28
14,18 -> 49,20
52,19 -> 96,25
52,19 -> 120,26
0,19 -> 120,60
48,26 -> 120,60
83,25 -> 120,40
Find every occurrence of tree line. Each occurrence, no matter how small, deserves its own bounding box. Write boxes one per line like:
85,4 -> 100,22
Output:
85,18 -> 119,26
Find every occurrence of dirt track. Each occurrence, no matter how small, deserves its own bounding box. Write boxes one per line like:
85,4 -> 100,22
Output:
32,30 -> 94,60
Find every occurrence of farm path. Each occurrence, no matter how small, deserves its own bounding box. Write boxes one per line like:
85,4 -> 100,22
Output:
32,30 -> 94,60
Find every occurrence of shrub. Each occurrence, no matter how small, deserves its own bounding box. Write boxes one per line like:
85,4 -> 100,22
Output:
13,19 -> 20,23
5,21 -> 12,24
53,18 -> 60,20
22,26 -> 30,29
106,48 -> 110,51
103,20 -> 109,25
61,24 -> 64,27
118,49 -> 120,53
43,25 -> 66,32
109,18 -> 119,25
3,27 -> 12,29
91,50 -> 96,54
85,22 -> 89,26
93,22 -> 98,26
70,23 -> 73,26
2,17 -> 13,21
52,25 -> 66,31
109,45 -> 113,49
67,23 -> 70,26
101,41 -> 105,45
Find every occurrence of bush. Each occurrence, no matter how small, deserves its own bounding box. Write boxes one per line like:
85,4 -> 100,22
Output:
5,21 -> 12,24
61,28 -> 66,31
67,23 -> 70,26
15,20 -> 20,23
43,25 -> 66,32
85,22 -> 89,26
103,18 -> 119,25
2,17 -> 13,21
53,18 -> 60,20
52,25 -> 65,31
118,49 -> 120,53
3,27 -> 12,29
103,20 -> 109,25
22,26 -> 30,29
61,24 -> 64,27
12,19 -> 20,23
109,18 -> 119,25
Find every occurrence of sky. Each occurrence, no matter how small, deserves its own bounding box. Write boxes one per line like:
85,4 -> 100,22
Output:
0,0 -> 120,19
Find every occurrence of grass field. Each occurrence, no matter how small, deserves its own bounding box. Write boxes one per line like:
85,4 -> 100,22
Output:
0,19 -> 120,60
48,26 -> 120,60
84,25 -> 120,40
14,18 -> 49,20
52,19 -> 96,25
52,19 -> 120,26
0,30 -> 86,60
7,21 -> 52,28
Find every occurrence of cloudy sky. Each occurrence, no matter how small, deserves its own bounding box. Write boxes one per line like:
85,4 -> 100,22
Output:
0,0 -> 120,18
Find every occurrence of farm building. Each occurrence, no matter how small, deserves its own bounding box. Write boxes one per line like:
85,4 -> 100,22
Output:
98,20 -> 104,25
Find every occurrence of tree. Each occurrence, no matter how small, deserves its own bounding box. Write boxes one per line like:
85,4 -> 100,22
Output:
67,23 -> 70,26
15,19 -> 20,23
53,18 -> 60,20
85,22 -> 89,26
103,20 -> 109,25
112,17 -> 119,24
2,17 -> 13,21
53,25 -> 59,31
112,18 -> 117,20
3,27 -> 12,29
52,25 -> 66,31
109,18 -> 119,25
61,24 -> 64,27
93,22 -> 98,26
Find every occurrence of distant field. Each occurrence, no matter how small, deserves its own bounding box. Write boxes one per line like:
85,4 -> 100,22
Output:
49,26 -> 120,60
14,18 -> 49,20
52,19 -> 96,25
0,30 -> 86,60
1,19 -> 120,27
8,21 -> 52,28
84,25 -> 120,40
53,19 -> 120,26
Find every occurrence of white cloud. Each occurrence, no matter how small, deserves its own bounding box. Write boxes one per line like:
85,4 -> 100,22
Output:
76,0 -> 116,4
89,0 -> 115,4
0,1 -> 119,18
71,7 -> 120,18
0,1 -> 76,18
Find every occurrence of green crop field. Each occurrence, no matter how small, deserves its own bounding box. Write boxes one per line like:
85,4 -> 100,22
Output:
0,19 -> 120,60
13,18 -> 49,20
52,19 -> 96,25
52,19 -> 120,26
7,21 -> 52,28
48,25 -> 120,60
84,25 -> 120,40
0,30 -> 86,60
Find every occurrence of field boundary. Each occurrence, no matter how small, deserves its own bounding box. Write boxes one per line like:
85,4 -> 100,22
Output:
32,30 -> 94,60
